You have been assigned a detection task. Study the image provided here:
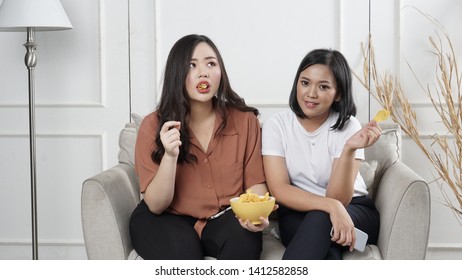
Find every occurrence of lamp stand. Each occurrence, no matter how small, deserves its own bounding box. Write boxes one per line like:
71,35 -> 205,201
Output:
24,27 -> 38,260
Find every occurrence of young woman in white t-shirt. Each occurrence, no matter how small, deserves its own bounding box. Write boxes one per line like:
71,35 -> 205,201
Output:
262,49 -> 381,259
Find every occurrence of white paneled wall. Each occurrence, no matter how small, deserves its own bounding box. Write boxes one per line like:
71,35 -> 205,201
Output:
0,0 -> 130,259
151,0 -> 371,123
399,0 -> 462,259
0,0 -> 460,259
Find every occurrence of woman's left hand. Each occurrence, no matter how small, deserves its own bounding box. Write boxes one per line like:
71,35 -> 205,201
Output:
346,121 -> 382,150
237,204 -> 279,232
238,216 -> 270,232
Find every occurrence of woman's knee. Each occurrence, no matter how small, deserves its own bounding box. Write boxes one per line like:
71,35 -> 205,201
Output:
130,205 -> 203,259
203,212 -> 262,259
219,230 -> 262,259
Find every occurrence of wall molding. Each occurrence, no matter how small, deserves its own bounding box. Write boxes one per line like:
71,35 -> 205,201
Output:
0,241 -> 87,260
0,132 -> 105,138
247,101 -> 289,108
0,132 -> 107,170
99,0 -> 107,108
0,103 -> 106,109
0,240 -> 84,246
428,242 -> 462,250
402,132 -> 456,139
426,243 -> 462,260
401,99 -> 460,108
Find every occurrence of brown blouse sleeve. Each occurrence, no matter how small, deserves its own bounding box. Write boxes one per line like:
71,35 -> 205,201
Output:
242,112 -> 266,189
134,112 -> 160,193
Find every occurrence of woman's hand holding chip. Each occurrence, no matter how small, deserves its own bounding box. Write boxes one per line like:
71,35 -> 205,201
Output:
160,121 -> 182,157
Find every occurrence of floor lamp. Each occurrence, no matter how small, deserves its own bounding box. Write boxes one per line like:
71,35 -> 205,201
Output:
0,0 -> 72,260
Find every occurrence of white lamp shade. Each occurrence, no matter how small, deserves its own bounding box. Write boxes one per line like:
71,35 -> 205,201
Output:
0,0 -> 72,31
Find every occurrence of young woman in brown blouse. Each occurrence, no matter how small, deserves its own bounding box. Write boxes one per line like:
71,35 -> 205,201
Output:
130,34 -> 271,260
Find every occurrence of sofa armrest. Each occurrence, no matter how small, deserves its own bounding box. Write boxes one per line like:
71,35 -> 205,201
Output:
81,163 -> 140,259
374,162 -> 430,259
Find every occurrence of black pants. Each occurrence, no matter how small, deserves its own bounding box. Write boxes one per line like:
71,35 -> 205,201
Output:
278,195 -> 380,260
129,200 -> 262,260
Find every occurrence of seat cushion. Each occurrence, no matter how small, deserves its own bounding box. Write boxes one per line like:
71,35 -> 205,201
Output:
118,123 -> 137,168
343,245 -> 383,260
128,249 -> 143,260
126,226 -> 286,260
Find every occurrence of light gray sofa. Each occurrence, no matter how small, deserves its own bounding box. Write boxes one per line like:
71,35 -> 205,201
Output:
81,118 -> 431,260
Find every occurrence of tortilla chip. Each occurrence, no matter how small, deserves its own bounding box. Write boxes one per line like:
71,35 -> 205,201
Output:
373,109 -> 390,122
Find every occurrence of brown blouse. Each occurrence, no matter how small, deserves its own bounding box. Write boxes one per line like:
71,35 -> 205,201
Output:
134,107 -> 266,236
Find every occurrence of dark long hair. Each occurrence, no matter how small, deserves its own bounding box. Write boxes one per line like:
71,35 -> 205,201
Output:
152,34 -> 259,164
288,49 -> 356,130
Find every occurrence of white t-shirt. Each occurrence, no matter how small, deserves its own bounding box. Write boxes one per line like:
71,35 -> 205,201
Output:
262,109 -> 368,197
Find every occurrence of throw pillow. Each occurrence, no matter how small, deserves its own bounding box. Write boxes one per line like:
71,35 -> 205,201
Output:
364,122 -> 401,197
131,113 -> 144,130
359,160 -> 378,194
117,123 -> 137,168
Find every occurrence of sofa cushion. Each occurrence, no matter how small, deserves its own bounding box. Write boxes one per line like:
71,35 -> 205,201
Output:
118,123 -> 137,168
132,113 -> 144,130
359,160 -> 378,191
343,244 -> 383,260
363,122 -> 401,198
118,113 -> 147,167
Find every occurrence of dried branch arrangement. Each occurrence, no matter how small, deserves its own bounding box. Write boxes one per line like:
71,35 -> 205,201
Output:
353,17 -> 462,225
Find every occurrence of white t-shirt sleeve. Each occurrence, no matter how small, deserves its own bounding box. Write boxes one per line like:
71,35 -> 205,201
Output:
262,114 -> 285,157
331,117 -> 365,160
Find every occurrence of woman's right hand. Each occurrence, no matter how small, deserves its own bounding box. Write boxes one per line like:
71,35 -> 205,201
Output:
345,120 -> 382,151
160,121 -> 182,157
328,199 -> 355,251
144,121 -> 181,214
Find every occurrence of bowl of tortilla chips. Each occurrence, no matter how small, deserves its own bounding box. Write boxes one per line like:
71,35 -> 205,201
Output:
230,190 -> 275,225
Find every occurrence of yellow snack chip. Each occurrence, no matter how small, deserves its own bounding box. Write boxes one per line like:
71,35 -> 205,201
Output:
238,190 -> 270,203
373,109 -> 390,122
